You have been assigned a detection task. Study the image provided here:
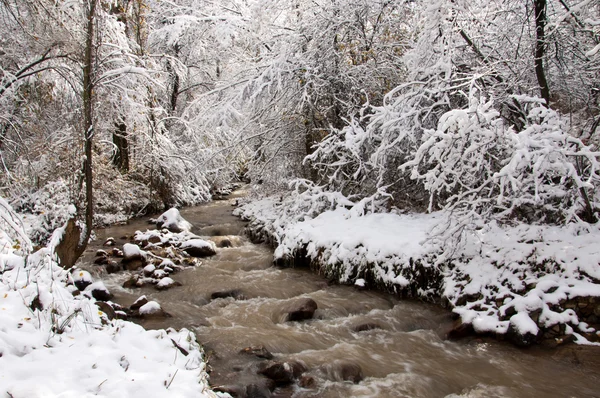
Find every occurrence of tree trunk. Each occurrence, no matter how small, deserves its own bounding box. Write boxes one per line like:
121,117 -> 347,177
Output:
63,0 -> 97,267
112,120 -> 129,172
534,0 -> 551,106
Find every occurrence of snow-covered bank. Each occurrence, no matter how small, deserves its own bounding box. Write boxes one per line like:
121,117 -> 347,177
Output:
236,196 -> 600,346
0,204 -> 224,397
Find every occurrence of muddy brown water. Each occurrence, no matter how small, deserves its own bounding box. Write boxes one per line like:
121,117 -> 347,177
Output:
80,188 -> 600,398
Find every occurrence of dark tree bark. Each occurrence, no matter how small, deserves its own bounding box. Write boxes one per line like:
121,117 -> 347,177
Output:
534,0 -> 551,106
112,120 -> 129,172
61,0 -> 98,268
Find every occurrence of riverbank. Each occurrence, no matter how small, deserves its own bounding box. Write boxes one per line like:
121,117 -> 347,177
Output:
0,200 -> 223,398
235,195 -> 600,348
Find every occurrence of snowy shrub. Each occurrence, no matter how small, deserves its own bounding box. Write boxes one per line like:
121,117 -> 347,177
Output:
10,179 -> 76,246
405,93 -> 600,253
0,196 -> 32,255
495,98 -> 600,224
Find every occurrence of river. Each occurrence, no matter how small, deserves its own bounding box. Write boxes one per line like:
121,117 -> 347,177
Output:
80,188 -> 600,398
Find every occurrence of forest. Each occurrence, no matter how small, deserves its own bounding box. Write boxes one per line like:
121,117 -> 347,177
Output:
1,0 -> 600,396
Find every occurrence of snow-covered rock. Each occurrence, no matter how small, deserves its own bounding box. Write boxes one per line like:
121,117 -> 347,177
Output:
123,243 -> 144,261
139,300 -> 162,315
156,277 -> 181,291
156,208 -> 192,233
84,281 -> 112,301
72,269 -> 93,291
180,239 -> 217,257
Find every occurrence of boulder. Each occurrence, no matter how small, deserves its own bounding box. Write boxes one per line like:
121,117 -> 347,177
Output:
93,256 -> 108,265
137,300 -> 169,317
211,289 -> 245,300
180,239 -> 217,257
96,301 -> 117,320
85,281 -> 112,301
122,243 -> 144,262
156,208 -> 192,233
239,345 -> 274,360
283,298 -> 318,322
130,295 -> 149,311
103,237 -> 116,246
298,375 -> 316,389
506,313 -> 541,347
322,360 -> 363,383
258,361 -> 306,386
72,269 -> 93,291
122,259 -> 144,271
446,319 -> 474,340
148,235 -> 162,245
245,383 -> 271,398
155,277 -> 182,291
352,322 -> 382,333
105,261 -> 121,274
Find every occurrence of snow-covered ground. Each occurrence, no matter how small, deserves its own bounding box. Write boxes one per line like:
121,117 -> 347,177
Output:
236,196 -> 600,345
0,200 -> 225,398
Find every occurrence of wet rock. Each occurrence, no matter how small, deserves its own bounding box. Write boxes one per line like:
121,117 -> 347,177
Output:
130,296 -> 149,311
245,383 -> 271,398
95,249 -> 108,257
210,236 -> 234,248
283,298 -> 318,322
122,259 -> 144,271
123,275 -> 151,288
180,239 -> 217,257
155,277 -> 182,291
96,301 -> 117,320
148,235 -> 162,245
298,375 -> 316,389
211,289 -> 245,300
134,300 -> 171,318
506,322 -> 540,347
103,237 -> 116,246
123,243 -> 144,262
239,346 -> 274,360
447,319 -> 474,340
105,261 -> 121,274
156,208 -> 192,233
143,264 -> 156,276
94,256 -> 108,265
258,361 -> 306,386
85,282 -> 112,301
322,360 -> 363,383
352,322 -> 382,333
112,248 -> 123,257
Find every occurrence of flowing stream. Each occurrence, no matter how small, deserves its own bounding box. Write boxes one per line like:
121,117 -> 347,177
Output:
81,188 -> 600,398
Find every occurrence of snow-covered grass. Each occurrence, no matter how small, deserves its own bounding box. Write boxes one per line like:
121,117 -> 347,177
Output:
236,196 -> 600,345
0,203 -> 224,397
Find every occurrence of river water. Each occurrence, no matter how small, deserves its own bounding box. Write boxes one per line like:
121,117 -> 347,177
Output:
81,188 -> 600,398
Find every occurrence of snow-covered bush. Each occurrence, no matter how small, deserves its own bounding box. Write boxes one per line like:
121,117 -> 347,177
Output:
404,93 -> 600,254
9,179 -> 76,246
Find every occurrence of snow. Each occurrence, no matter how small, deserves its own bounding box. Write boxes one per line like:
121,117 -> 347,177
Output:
139,300 -> 162,315
510,312 -> 539,335
73,269 -> 93,284
0,203 -> 223,397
